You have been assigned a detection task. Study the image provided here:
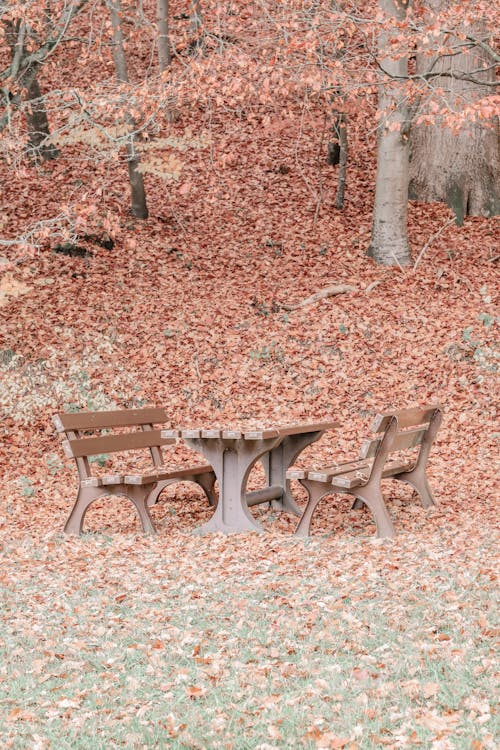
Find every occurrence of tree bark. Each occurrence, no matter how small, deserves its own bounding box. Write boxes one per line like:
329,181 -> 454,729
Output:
189,0 -> 205,52
333,114 -> 348,210
4,20 -> 58,161
107,0 -> 149,219
368,0 -> 412,266
409,4 -> 499,224
25,76 -> 59,161
157,0 -> 171,72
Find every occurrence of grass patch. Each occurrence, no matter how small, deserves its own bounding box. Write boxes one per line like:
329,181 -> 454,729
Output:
0,529 -> 498,749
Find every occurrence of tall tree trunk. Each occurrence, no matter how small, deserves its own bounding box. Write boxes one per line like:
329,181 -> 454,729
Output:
409,3 -> 499,224
107,0 -> 149,219
368,0 -> 411,266
157,0 -> 171,72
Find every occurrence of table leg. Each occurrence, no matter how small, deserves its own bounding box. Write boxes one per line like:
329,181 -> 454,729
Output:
185,436 -> 282,533
261,430 -> 326,516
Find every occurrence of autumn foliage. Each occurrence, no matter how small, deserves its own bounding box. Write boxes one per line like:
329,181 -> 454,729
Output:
0,2 -> 498,748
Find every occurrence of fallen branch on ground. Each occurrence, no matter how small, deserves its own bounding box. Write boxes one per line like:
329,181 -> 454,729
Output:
281,284 -> 357,310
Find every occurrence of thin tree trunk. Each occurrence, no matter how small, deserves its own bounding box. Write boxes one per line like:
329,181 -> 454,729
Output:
107,0 -> 148,219
189,0 -> 205,52
25,76 -> 59,161
368,0 -> 411,266
190,0 -> 203,33
157,0 -> 171,72
409,3 -> 499,223
334,114 -> 348,210
5,20 -> 58,162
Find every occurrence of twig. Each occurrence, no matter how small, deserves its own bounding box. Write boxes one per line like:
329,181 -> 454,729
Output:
413,217 -> 456,270
281,284 -> 357,311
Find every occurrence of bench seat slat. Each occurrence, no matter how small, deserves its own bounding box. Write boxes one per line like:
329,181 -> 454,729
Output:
124,474 -> 161,485
287,468 -> 307,480
276,421 -> 339,437
287,460 -> 370,483
308,460 -> 370,482
331,458 -> 414,489
159,464 -> 213,478
79,464 -> 215,487
81,474 -> 125,487
332,470 -> 369,489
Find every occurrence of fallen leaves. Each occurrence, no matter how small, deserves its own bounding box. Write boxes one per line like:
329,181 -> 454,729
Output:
0,273 -> 31,307
0,12 -> 498,750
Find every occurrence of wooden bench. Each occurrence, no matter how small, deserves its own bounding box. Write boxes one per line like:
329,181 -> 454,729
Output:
287,405 -> 443,538
53,408 -> 217,535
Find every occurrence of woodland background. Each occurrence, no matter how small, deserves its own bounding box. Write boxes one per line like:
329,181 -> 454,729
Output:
0,1 -> 498,748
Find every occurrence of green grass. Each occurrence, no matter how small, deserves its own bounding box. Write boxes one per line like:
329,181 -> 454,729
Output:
0,526 -> 498,749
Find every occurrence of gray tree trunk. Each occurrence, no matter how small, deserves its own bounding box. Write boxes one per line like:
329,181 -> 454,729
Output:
157,0 -> 171,71
368,0 -> 411,266
409,5 -> 499,223
107,0 -> 149,219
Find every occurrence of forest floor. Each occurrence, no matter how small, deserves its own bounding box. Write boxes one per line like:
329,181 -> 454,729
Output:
0,108 -> 498,749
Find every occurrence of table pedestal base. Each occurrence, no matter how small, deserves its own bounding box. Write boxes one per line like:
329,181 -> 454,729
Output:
185,436 -> 283,533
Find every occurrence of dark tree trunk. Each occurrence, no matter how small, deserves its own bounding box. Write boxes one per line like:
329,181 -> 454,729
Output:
25,76 -> 59,161
107,0 -> 149,219
409,4 -> 500,223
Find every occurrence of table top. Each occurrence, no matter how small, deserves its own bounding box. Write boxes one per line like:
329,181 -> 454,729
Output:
161,420 -> 339,441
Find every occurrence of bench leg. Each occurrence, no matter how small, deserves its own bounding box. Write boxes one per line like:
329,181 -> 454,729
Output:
146,479 -> 176,508
352,483 -> 395,539
394,408 -> 441,509
146,478 -> 174,507
194,471 -> 218,507
263,431 -> 326,517
64,486 -> 102,535
146,473 -> 217,508
125,485 -> 157,535
394,468 -> 436,509
294,479 -> 333,536
64,485 -> 157,536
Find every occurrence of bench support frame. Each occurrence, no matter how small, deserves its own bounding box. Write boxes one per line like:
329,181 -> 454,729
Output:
296,419 -> 398,538
293,407 -> 442,539
146,472 -> 217,508
64,482 -> 157,536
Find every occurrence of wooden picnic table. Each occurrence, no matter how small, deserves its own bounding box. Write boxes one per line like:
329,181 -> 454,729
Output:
161,421 -> 339,533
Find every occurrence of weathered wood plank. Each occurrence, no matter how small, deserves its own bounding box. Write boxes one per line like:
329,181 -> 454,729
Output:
360,427 -> 426,459
371,404 -> 441,433
63,429 -> 175,458
54,408 -> 168,432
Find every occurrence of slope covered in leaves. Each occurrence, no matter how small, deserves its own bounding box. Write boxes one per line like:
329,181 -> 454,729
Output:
0,49 -> 499,750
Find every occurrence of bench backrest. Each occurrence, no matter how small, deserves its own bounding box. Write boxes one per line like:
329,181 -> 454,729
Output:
359,404 -> 443,464
53,408 -> 175,481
